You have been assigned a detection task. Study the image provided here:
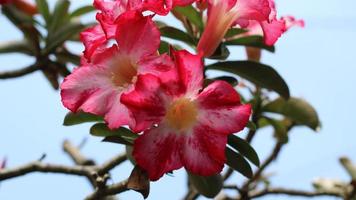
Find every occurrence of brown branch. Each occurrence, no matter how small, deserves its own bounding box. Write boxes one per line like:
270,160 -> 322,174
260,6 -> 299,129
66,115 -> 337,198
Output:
85,180 -> 129,200
0,64 -> 39,79
0,161 -> 93,181
244,142 -> 284,189
97,153 -> 127,175
249,188 -> 342,198
63,140 -> 95,166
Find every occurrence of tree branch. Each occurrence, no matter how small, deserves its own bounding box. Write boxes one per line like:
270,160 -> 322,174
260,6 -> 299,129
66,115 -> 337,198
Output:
85,180 -> 129,200
63,140 -> 95,166
0,161 -> 93,181
97,153 -> 127,175
0,64 -> 39,79
249,188 -> 342,198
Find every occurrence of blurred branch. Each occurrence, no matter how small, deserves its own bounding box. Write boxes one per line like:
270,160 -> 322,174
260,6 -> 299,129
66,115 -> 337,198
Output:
0,161 -> 93,181
249,188 -> 342,198
85,180 -> 129,200
63,139 -> 95,166
243,142 -> 284,189
0,64 -> 39,79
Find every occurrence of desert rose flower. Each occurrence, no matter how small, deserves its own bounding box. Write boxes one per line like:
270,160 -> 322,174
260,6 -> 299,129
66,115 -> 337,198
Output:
61,11 -> 175,130
81,0 -> 197,60
0,0 -> 37,16
197,0 -> 272,57
121,49 -> 252,180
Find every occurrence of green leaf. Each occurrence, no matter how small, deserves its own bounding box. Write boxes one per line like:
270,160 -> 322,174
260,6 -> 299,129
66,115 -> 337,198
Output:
48,0 -> 70,35
225,147 -> 253,178
160,26 -> 197,46
90,123 -> 138,144
159,40 -> 169,54
206,61 -> 290,99
173,6 -> 203,31
126,145 -> 136,165
225,36 -> 275,52
188,173 -> 223,198
0,40 -> 33,55
46,20 -> 85,53
246,121 -> 257,131
262,97 -> 320,131
56,50 -> 80,65
209,43 -> 230,60
227,135 -> 260,166
35,0 -> 50,23
264,117 -> 289,143
63,111 -> 103,126
225,28 -> 248,38
1,6 -> 40,53
70,5 -> 95,19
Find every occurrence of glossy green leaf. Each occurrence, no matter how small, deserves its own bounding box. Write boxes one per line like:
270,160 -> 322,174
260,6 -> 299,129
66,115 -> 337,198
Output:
35,0 -> 50,23
206,61 -> 290,99
48,0 -> 70,34
228,135 -> 260,166
209,43 -> 230,60
246,121 -> 257,131
70,5 -> 95,19
160,26 -> 197,46
262,97 -> 320,130
90,123 -> 138,144
225,36 -> 275,52
225,28 -> 247,38
225,147 -> 253,178
188,173 -> 223,198
63,111 -> 103,126
0,40 -> 33,55
159,40 -> 169,54
173,6 -> 203,31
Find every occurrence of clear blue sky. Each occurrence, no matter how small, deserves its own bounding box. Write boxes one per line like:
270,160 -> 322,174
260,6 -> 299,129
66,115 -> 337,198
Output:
1,0 -> 356,199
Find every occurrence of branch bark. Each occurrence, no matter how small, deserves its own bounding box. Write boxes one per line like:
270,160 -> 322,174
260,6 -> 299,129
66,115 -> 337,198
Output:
85,180 -> 129,200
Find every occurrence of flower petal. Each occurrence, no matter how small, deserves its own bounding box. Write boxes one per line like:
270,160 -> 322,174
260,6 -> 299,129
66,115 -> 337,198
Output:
60,65 -> 114,115
181,125 -> 226,176
137,53 -> 178,86
133,125 -> 184,181
260,19 -> 286,46
115,11 -> 160,60
171,49 -> 203,96
197,81 -> 252,134
235,0 -> 271,22
80,25 -> 107,60
121,74 -> 166,132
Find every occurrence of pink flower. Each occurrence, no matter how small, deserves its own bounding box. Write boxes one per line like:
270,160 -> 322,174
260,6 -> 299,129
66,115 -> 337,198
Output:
197,0 -> 272,57
61,11 -> 175,131
235,2 -> 305,46
81,0 -> 197,60
121,49 -> 251,181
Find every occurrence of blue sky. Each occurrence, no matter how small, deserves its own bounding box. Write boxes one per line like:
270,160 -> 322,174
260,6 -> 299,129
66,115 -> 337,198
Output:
1,0 -> 356,199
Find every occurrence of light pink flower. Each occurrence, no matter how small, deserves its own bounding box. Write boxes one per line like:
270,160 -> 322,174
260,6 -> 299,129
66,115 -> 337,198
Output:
197,0 -> 272,57
121,49 -> 251,180
61,11 -> 175,131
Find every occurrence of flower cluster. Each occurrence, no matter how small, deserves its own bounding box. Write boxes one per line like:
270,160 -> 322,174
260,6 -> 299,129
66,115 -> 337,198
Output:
61,0 -> 301,181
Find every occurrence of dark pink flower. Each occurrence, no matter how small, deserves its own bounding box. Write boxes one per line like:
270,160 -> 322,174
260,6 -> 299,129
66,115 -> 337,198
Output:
121,49 -> 251,180
81,0 -> 196,60
61,11 -> 175,131
197,0 -> 272,57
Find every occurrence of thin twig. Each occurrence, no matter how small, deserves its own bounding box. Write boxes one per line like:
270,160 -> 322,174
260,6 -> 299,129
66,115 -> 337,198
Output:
243,142 -> 284,189
85,180 -> 129,200
249,188 -> 342,198
0,64 -> 39,79
98,153 -> 127,175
